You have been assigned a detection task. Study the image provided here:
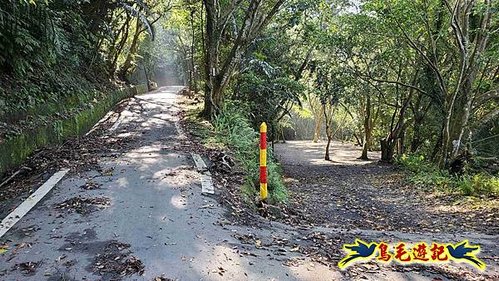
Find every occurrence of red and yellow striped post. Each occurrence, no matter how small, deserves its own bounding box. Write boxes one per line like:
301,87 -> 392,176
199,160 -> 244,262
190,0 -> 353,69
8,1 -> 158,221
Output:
259,122 -> 268,200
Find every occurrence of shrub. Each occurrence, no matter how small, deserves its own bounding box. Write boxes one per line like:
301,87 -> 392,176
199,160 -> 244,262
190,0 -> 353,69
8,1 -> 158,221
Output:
397,154 -> 449,190
397,153 -> 498,197
397,154 -> 430,173
458,174 -> 499,196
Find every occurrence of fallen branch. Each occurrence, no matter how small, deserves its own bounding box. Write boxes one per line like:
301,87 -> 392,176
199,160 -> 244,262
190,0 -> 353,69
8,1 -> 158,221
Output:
0,166 -> 32,189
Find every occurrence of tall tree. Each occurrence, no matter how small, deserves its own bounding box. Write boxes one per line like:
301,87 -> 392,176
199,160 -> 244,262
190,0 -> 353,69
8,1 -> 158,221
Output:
201,0 -> 286,118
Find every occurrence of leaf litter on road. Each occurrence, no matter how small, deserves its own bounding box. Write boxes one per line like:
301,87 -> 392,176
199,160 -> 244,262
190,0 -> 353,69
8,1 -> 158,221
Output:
55,196 -> 110,215
13,261 -> 41,276
92,241 -> 145,278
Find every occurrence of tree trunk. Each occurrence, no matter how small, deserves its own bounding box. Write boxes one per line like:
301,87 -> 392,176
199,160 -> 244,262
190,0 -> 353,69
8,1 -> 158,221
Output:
189,9 -> 198,94
323,104 -> 333,161
200,0 -> 217,118
361,141 -> 369,160
353,134 -> 363,147
360,95 -> 372,160
118,18 -> 142,80
410,117 -> 423,152
144,66 -> 150,91
431,129 -> 443,161
189,70 -> 194,91
109,15 -> 131,75
398,130 -> 406,155
361,126 -> 372,160
452,77 -> 474,158
200,0 -> 286,119
380,139 -> 395,163
201,83 -> 216,118
438,0 -> 492,167
200,53 -> 219,118
325,136 -> 332,161
313,108 -> 323,142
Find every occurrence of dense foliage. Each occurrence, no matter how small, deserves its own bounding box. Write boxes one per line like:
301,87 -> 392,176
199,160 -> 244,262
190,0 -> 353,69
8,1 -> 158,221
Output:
166,0 -> 498,195
0,0 -> 164,136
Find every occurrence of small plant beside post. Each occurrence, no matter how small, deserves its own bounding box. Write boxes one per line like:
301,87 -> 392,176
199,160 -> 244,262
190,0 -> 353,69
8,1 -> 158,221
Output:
260,122 -> 268,201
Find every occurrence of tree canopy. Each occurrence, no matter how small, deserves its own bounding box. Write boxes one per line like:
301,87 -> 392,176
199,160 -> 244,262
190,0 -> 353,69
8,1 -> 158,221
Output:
1,0 -> 498,175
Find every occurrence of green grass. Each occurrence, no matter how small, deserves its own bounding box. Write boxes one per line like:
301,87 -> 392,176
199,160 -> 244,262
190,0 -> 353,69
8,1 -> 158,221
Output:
458,173 -> 499,196
213,102 -> 287,203
185,101 -> 288,204
396,154 -> 499,197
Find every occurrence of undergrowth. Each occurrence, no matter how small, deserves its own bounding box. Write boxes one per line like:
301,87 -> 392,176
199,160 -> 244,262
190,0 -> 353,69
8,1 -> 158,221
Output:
212,102 -> 287,203
396,154 -> 499,197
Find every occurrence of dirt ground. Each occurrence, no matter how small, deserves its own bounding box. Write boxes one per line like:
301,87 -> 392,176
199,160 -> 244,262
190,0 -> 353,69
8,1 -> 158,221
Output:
270,140 -> 499,280
274,140 -> 498,235
178,96 -> 499,280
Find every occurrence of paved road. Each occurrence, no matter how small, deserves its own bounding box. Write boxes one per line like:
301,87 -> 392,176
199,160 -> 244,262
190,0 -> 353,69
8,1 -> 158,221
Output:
0,87 -> 335,281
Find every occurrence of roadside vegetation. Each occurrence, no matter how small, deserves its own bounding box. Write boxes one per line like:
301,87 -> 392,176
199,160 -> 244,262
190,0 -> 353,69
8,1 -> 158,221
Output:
212,103 -> 287,203
397,154 -> 499,197
0,0 -> 171,176
0,0 -> 168,129
182,100 -> 287,204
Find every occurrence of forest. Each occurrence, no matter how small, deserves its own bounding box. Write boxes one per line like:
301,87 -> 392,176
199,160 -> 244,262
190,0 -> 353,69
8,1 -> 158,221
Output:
0,0 -> 498,196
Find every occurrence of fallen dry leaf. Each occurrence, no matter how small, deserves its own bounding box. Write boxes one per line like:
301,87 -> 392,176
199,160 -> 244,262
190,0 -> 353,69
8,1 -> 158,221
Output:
0,245 -> 8,254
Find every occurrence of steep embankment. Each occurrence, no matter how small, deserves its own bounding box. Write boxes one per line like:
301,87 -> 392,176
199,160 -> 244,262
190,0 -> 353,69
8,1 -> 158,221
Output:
0,83 -> 148,177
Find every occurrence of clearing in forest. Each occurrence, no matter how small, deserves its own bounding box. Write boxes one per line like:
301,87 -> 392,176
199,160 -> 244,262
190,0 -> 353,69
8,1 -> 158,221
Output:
274,140 -> 498,235
270,140 -> 498,279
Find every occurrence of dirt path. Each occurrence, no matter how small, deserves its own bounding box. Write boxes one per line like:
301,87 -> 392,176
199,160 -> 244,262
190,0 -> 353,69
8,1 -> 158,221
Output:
274,141 -> 498,234
273,140 -> 499,280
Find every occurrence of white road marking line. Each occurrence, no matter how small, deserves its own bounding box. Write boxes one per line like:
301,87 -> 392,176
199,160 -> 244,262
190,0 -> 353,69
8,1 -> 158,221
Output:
200,174 -> 215,194
191,153 -> 207,169
85,110 -> 115,137
0,169 -> 70,239
109,115 -> 124,133
191,153 -> 214,195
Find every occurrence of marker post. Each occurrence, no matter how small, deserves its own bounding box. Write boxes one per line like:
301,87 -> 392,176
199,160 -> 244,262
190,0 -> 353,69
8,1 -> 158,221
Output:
259,122 -> 268,201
